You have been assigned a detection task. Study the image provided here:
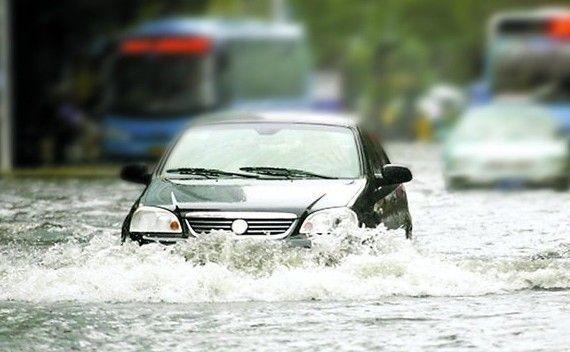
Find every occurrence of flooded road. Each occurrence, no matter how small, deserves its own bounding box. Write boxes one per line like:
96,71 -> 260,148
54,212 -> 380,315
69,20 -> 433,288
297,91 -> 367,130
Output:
1,143 -> 569,351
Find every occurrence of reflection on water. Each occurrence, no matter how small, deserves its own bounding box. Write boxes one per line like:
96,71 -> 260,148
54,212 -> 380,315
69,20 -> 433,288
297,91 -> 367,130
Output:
0,144 -> 569,350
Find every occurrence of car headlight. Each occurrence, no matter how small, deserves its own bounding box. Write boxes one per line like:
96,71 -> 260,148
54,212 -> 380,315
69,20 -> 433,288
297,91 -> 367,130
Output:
129,206 -> 182,233
299,207 -> 358,235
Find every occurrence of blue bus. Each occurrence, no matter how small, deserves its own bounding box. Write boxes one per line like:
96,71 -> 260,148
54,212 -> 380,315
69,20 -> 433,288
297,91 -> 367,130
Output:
100,18 -> 312,158
485,8 -> 570,134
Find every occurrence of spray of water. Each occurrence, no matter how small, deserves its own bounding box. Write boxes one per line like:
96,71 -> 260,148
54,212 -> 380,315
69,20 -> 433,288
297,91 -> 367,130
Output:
1,226 -> 568,303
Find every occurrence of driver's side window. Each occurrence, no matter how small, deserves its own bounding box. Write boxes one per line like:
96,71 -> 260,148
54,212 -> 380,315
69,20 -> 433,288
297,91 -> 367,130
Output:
362,132 -> 388,174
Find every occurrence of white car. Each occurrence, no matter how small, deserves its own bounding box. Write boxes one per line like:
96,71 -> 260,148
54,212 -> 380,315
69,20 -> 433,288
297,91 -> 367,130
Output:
443,103 -> 569,190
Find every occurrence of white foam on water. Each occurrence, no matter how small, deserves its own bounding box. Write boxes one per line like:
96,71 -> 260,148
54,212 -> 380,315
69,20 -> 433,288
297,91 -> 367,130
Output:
1,227 -> 568,303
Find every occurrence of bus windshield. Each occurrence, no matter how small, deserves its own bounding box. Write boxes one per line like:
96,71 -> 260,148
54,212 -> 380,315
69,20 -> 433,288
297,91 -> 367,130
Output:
491,45 -> 570,101
107,55 -> 214,116
103,24 -> 311,116
489,14 -> 570,102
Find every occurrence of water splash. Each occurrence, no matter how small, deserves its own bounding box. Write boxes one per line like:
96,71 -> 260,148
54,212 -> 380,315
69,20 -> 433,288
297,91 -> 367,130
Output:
0,227 -> 568,303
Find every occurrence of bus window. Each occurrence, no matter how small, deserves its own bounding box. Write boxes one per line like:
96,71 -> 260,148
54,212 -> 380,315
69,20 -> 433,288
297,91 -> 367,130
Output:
227,40 -> 309,100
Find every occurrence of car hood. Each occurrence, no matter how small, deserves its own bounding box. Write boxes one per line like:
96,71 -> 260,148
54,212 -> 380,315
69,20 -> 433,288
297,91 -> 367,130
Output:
140,178 -> 367,216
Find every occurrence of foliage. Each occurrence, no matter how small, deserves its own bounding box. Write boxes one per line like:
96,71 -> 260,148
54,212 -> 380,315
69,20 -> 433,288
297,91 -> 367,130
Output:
288,0 -> 562,110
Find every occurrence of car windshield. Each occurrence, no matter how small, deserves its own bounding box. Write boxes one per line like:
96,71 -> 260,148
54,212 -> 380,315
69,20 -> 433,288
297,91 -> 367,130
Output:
452,105 -> 558,142
163,123 -> 361,179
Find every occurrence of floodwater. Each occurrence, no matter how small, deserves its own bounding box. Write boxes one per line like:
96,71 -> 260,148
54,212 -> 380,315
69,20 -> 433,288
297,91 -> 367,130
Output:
0,144 -> 569,351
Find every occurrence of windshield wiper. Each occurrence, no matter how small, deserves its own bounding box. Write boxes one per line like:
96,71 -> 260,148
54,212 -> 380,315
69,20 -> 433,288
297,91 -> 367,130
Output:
165,168 -> 260,179
239,166 -> 337,179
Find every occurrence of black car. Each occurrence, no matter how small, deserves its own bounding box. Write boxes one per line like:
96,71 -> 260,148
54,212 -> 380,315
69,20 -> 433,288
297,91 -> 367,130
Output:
120,112 -> 413,246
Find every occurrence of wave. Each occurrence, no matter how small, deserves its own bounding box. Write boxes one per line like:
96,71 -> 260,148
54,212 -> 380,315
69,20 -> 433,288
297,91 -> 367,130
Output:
0,228 -> 568,303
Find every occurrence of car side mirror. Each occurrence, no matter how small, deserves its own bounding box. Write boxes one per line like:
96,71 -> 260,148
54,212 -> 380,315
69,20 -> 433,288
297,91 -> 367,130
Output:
120,164 -> 151,185
375,164 -> 412,186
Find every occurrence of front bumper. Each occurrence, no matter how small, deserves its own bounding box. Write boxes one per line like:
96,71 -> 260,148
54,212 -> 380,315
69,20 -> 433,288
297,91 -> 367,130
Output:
445,172 -> 568,185
130,210 -> 310,246
132,233 -> 313,248
445,159 -> 568,186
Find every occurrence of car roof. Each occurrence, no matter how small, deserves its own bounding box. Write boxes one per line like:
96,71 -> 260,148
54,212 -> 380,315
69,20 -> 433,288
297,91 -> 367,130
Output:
189,110 -> 361,128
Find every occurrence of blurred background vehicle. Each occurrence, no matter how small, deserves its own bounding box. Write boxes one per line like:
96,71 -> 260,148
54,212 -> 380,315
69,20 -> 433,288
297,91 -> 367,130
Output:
100,17 -> 312,159
443,102 -> 570,190
485,8 -> 570,135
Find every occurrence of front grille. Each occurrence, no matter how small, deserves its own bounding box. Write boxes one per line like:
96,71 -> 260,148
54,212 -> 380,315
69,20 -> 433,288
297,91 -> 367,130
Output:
186,215 -> 296,236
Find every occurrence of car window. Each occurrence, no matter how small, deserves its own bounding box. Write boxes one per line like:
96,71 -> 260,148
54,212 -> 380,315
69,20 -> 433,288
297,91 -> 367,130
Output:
163,123 -> 362,179
361,132 -> 389,174
452,105 -> 558,142
370,133 -> 390,165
